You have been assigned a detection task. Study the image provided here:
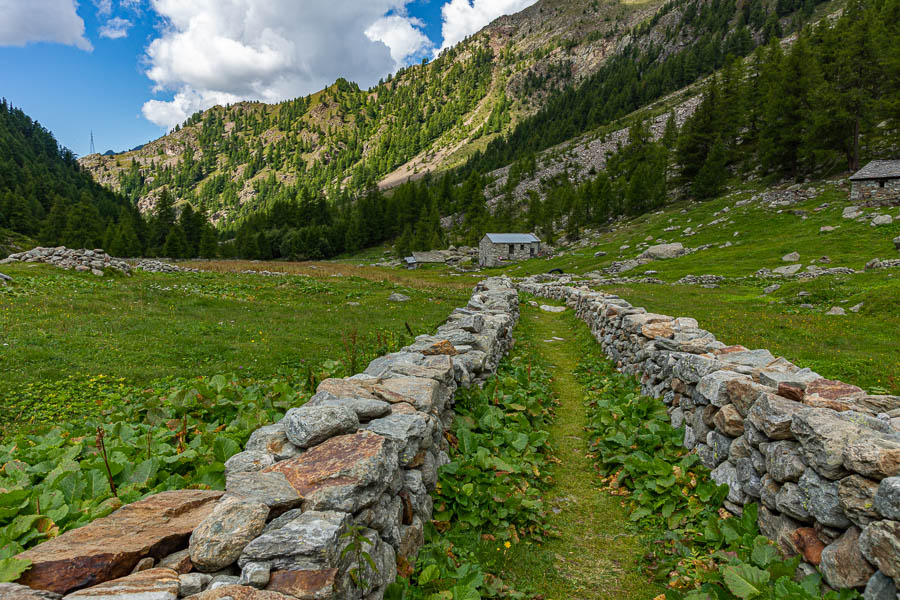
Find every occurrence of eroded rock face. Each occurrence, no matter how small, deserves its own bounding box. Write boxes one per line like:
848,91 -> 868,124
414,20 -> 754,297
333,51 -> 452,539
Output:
238,511 -> 350,571
859,520 -> 900,578
820,526 -> 876,589
263,431 -> 395,512
62,568 -> 179,600
0,583 -> 61,600
791,408 -> 862,479
16,490 -> 222,595
189,497 -> 270,572
748,393 -> 808,440
190,584 -> 293,600
283,404 -> 360,449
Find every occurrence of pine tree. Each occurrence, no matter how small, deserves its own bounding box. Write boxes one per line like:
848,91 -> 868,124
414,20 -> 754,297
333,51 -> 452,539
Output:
198,226 -> 218,258
693,137 -> 728,199
39,196 -> 69,245
162,224 -> 189,258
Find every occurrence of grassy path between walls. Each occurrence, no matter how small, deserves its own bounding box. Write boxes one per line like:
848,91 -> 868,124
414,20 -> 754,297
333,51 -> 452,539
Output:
504,304 -> 661,599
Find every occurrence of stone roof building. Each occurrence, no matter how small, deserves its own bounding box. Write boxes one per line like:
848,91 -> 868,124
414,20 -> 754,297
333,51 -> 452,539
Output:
478,233 -> 541,267
849,160 -> 900,202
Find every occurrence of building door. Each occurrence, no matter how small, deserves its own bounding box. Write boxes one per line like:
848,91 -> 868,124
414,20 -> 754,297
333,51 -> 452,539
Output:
508,244 -> 514,255
530,246 -> 535,257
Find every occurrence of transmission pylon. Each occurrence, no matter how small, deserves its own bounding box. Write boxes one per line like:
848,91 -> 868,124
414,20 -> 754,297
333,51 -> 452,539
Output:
90,131 -> 96,155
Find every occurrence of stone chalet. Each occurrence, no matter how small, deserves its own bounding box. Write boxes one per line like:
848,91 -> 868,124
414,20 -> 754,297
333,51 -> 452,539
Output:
849,160 -> 900,202
404,251 -> 445,270
478,233 -> 541,267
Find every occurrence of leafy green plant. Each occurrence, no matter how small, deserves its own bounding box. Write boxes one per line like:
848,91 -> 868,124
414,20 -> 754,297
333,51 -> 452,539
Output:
387,354 -> 555,599
341,524 -> 378,599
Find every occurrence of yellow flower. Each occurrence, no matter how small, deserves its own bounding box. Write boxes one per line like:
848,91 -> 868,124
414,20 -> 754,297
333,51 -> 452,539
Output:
504,541 -> 511,549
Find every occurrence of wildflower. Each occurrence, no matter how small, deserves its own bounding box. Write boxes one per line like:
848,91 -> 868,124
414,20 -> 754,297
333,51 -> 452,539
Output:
504,541 -> 511,549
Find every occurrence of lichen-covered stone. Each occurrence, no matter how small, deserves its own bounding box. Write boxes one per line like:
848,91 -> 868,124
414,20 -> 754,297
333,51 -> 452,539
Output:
863,571 -> 898,600
263,431 -> 395,512
839,475 -> 881,528
747,393 -> 808,440
244,424 -> 302,461
844,435 -> 900,479
224,451 -> 275,476
283,404 -> 359,449
775,482 -> 813,523
798,468 -> 850,528
225,472 -> 303,511
765,440 -> 806,483
859,520 -> 900,578
874,477 -> 900,520
189,496 -> 269,572
791,408 -> 863,479
238,510 -> 350,571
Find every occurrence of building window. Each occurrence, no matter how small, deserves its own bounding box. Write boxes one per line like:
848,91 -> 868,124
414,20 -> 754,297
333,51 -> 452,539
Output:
879,180 -> 886,188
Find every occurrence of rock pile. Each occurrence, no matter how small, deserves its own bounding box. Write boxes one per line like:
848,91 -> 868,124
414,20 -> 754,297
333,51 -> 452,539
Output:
518,277 -> 900,596
132,259 -> 200,274
0,247 -> 131,276
13,277 -> 520,600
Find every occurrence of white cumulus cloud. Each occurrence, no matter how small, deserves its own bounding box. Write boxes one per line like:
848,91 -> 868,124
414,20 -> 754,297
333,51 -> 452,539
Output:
438,0 -> 538,51
365,15 -> 431,68
99,16 -> 132,39
141,0 -> 435,129
93,0 -> 113,16
0,0 -> 93,51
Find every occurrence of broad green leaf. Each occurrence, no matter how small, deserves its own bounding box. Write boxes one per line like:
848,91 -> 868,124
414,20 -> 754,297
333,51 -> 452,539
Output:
418,564 -> 441,585
722,563 -> 770,599
750,537 -> 777,568
0,557 -> 32,582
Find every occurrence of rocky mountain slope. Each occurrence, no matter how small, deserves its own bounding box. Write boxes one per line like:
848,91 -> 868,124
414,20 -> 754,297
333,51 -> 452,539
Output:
78,0 -> 680,226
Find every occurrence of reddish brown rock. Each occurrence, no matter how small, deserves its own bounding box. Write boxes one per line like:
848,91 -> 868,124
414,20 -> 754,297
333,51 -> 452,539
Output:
373,377 -> 443,415
192,585 -> 293,600
420,340 -> 458,356
641,321 -> 674,339
317,378 -> 380,400
714,345 -> 750,356
157,549 -> 192,574
63,567 -> 178,600
803,395 -> 860,412
778,382 -> 805,402
16,490 -> 223,595
805,379 -> 864,401
713,404 -> 745,437
790,527 -> 826,565
263,431 -> 392,512
266,569 -> 339,599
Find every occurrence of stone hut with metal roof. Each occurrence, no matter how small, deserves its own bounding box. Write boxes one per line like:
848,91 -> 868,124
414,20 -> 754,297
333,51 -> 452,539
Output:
478,233 -> 541,267
849,160 -> 900,202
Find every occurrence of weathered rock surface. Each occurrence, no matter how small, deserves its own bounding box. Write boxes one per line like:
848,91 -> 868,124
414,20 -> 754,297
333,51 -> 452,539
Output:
283,404 -> 359,449
0,583 -> 61,600
16,490 -> 222,595
62,568 -> 179,600
238,511 -> 350,571
262,431 -> 395,512
875,477 -> 900,520
820,526 -> 876,589
859,520 -> 900,578
189,497 -> 269,572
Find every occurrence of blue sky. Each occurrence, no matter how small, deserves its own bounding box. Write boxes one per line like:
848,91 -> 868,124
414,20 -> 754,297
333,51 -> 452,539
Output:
0,0 -> 536,158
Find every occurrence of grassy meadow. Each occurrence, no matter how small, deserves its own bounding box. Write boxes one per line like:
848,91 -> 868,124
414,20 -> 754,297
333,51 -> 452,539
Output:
0,262 -> 469,432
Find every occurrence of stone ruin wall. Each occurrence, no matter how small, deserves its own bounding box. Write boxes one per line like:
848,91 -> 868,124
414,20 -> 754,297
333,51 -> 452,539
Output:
6,277 -> 520,600
518,277 -> 900,598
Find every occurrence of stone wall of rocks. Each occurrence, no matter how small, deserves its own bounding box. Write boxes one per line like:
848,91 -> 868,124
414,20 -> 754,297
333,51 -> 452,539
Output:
518,277 -> 900,597
0,247 -> 132,276
9,277 -> 520,600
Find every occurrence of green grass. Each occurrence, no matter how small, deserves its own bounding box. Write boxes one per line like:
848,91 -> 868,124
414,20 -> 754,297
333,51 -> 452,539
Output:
0,263 -> 469,428
489,304 -> 660,600
462,178 -> 900,394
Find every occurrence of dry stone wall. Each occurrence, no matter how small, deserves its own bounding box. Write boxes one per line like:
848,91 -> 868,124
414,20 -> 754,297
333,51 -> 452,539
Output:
518,276 -> 900,597
8,277 -> 519,600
